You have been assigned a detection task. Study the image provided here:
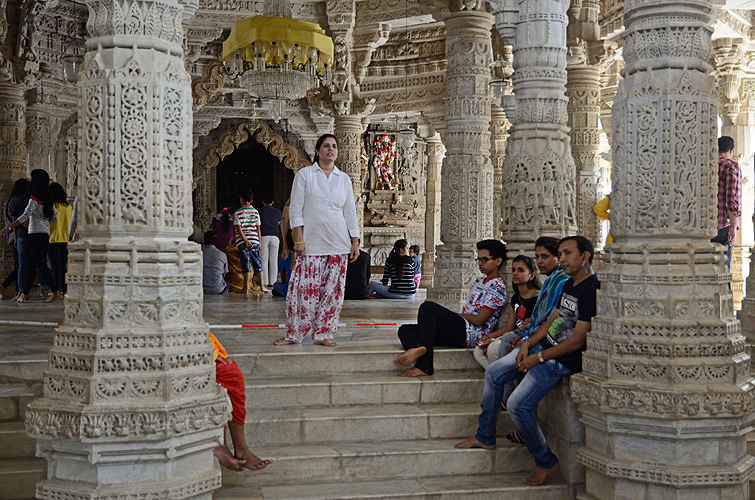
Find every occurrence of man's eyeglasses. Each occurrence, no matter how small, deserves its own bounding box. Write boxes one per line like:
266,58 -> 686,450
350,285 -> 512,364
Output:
475,257 -> 493,264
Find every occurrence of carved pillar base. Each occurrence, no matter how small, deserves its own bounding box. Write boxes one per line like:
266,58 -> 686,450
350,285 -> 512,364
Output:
0,79 -> 26,291
25,1 -> 230,498
571,1 -> 755,498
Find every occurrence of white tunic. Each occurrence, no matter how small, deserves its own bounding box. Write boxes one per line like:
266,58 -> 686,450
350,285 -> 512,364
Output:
289,162 -> 360,256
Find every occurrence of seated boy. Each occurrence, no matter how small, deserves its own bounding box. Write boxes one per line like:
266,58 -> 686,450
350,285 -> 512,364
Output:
203,231 -> 230,295
394,239 -> 508,377
210,333 -> 273,471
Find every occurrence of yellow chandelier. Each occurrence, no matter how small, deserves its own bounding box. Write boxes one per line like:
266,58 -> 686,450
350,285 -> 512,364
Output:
223,15 -> 334,108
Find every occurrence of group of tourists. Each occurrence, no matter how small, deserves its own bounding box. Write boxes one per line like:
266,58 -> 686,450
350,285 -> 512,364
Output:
0,169 -> 74,303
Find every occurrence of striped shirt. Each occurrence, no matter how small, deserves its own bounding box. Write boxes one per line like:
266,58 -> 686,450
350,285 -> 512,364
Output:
381,257 -> 418,295
233,206 -> 261,247
16,196 -> 57,235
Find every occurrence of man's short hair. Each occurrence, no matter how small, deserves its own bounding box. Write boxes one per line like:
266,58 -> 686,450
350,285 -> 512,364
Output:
204,230 -> 218,246
719,136 -> 735,153
535,236 -> 560,257
476,239 -> 507,262
560,235 -> 594,264
240,188 -> 254,203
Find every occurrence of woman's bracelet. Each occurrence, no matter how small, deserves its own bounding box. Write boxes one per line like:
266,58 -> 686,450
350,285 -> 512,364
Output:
294,241 -> 304,245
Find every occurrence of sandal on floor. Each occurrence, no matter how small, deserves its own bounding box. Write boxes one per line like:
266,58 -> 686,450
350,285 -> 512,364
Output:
501,400 -> 507,412
506,430 -> 525,444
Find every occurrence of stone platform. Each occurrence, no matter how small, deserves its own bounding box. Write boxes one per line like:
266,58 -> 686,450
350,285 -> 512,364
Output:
0,290 -> 579,500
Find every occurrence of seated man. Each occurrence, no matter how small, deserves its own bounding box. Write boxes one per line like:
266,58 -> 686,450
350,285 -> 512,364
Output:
210,333 -> 273,471
394,239 -> 508,377
202,231 -> 229,295
456,236 -> 599,487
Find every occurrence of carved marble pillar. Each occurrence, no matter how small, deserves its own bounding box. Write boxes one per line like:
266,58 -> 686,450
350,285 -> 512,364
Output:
499,0 -> 577,257
24,1 -> 230,499
428,5 -> 495,305
334,113 -> 365,235
570,1 -> 755,498
490,104 -> 509,241
26,100 -> 64,177
421,135 -> 444,288
566,54 -> 602,246
0,67 -> 26,286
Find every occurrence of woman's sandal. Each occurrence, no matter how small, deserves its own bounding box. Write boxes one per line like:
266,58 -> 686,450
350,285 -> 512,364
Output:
506,430 -> 525,444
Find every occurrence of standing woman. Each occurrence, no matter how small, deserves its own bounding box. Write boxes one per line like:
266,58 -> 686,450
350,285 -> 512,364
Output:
48,183 -> 73,295
0,169 -> 61,303
0,178 -> 29,299
274,134 -> 360,347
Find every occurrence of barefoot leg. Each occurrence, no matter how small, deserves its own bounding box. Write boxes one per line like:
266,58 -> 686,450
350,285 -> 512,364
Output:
393,346 -> 427,367
454,436 -> 495,450
273,337 -> 298,346
314,339 -> 338,347
398,367 -> 430,377
524,464 -> 558,486
228,421 -> 272,471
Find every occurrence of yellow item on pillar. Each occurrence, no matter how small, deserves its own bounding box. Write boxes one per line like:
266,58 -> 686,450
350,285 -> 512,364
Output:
593,195 -> 613,244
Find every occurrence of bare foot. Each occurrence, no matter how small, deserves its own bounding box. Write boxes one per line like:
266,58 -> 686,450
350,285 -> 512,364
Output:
214,444 -> 246,471
43,291 -> 63,303
273,338 -> 298,346
15,293 -> 28,303
394,346 -> 427,367
314,339 -> 338,347
454,436 -> 495,450
260,286 -> 271,293
398,367 -> 429,377
235,448 -> 273,471
524,464 -> 558,486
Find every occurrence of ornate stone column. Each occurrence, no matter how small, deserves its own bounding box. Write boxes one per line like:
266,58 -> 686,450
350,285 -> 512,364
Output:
421,134 -> 444,288
334,113 -> 365,234
428,3 -> 495,305
570,1 -> 755,498
0,56 -> 26,284
26,99 -> 64,177
490,104 -> 509,241
566,52 -> 602,246
24,1 -> 230,499
498,0 -> 577,257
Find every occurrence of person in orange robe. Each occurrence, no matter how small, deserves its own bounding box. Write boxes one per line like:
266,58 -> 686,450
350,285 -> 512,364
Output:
210,333 -> 272,471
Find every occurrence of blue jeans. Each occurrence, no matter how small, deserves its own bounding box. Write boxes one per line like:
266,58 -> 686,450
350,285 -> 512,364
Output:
475,344 -> 572,469
369,282 -> 415,299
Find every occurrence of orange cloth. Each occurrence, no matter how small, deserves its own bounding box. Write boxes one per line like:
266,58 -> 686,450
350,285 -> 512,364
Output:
209,333 -> 228,361
209,333 -> 246,424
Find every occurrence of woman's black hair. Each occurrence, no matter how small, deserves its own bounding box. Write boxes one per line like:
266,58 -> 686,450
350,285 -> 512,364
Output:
313,134 -> 338,164
29,169 -> 53,220
221,207 -> 231,232
49,183 -> 68,205
385,238 -> 410,280
512,254 -> 541,291
5,178 -> 30,214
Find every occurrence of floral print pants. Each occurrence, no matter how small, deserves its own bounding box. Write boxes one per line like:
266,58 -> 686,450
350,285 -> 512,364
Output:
285,254 -> 348,343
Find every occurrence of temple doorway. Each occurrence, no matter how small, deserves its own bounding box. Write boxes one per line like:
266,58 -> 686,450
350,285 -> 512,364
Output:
215,137 -> 295,213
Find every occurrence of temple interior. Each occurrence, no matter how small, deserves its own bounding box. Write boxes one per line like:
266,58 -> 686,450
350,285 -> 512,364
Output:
2,0 -> 755,499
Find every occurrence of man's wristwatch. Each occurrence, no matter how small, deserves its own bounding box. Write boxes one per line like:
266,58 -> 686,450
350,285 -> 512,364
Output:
537,352 -> 545,363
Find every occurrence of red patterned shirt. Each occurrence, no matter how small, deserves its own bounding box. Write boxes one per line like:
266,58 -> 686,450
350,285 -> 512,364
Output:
459,276 -> 508,347
717,153 -> 742,230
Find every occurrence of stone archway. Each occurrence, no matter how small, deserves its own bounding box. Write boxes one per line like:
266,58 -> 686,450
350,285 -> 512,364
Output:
192,119 -> 311,229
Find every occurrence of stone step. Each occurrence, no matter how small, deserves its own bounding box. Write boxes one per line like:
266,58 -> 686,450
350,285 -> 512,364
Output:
0,422 -> 37,459
221,438 -> 533,487
244,403 -> 508,447
0,383 -> 41,422
0,458 -> 45,500
0,356 -> 47,385
231,346 -> 482,378
245,372 -> 484,410
215,474 -> 571,500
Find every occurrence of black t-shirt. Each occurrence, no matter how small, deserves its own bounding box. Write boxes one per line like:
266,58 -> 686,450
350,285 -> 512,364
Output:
511,291 -> 539,329
345,250 -> 371,299
538,273 -> 600,373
